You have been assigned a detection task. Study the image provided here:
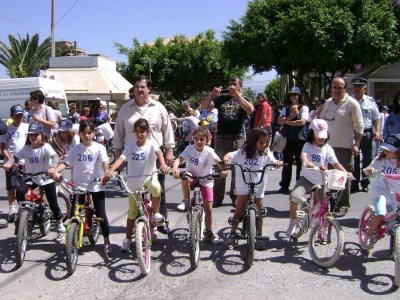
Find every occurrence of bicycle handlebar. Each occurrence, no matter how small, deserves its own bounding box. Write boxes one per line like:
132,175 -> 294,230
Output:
111,170 -> 160,196
175,171 -> 221,181
224,162 -> 287,186
13,167 -> 50,180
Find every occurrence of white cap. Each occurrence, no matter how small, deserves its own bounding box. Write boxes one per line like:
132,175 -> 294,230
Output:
310,119 -> 328,139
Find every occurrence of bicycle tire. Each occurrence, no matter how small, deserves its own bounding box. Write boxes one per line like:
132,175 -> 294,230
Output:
246,209 -> 256,268
308,217 -> 344,268
358,205 -> 375,251
88,212 -> 101,245
57,191 -> 71,223
16,210 -> 30,267
135,221 -> 151,275
394,225 -> 400,287
65,221 -> 80,275
189,209 -> 202,270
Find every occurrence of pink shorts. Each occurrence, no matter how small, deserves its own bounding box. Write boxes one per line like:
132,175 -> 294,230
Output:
200,187 -> 213,202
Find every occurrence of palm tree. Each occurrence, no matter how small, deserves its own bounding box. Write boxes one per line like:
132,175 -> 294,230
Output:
0,33 -> 51,78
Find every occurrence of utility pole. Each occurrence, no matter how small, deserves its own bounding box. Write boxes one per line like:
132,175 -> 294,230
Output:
143,57 -> 153,81
51,0 -> 56,57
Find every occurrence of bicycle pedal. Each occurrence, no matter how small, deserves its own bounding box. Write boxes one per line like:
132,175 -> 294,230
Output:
260,207 -> 268,218
296,210 -> 306,218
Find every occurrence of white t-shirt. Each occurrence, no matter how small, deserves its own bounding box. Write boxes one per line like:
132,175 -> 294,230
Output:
64,142 -> 108,192
226,149 -> 276,197
300,142 -> 339,185
182,116 -> 199,142
29,105 -> 56,139
120,141 -> 159,190
179,145 -> 220,187
16,143 -> 56,186
369,157 -> 399,209
65,134 -> 80,154
0,123 -> 29,159
96,123 -> 114,141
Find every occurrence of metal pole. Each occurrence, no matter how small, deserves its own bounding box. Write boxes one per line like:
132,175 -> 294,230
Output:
51,0 -> 55,57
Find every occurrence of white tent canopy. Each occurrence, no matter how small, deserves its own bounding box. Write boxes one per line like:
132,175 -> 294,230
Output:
43,56 -> 132,102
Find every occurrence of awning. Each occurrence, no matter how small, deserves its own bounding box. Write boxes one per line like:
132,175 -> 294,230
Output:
43,67 -> 132,101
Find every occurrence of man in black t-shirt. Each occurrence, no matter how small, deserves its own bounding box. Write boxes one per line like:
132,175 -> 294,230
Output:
202,76 -> 254,207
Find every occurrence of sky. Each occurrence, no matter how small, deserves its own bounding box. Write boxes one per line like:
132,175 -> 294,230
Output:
0,0 -> 276,91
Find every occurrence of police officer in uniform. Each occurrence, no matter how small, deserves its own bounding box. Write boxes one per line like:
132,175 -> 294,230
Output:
351,78 -> 381,192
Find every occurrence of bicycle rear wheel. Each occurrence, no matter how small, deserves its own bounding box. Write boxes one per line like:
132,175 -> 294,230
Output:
308,217 -> 344,268
394,225 -> 400,287
65,221 -> 80,275
57,191 -> 71,223
135,221 -> 151,275
88,211 -> 101,245
358,205 -> 375,252
189,209 -> 202,270
107,148 -> 116,165
246,209 -> 256,268
16,210 -> 30,267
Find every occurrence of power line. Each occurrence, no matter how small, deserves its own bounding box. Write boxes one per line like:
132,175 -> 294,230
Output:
0,14 -> 48,35
55,0 -> 80,25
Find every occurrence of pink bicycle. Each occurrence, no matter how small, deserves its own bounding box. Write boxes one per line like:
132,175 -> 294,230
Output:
112,171 -> 162,276
358,171 -> 400,287
291,168 -> 346,268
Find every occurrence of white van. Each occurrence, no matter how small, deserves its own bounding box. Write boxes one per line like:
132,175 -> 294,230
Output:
0,77 -> 68,121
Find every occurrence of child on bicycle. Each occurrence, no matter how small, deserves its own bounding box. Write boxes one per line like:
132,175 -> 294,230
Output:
3,123 -> 65,243
50,119 -> 80,160
172,126 -> 227,244
285,119 -> 351,237
104,118 -> 170,252
52,120 -> 113,254
362,134 -> 400,250
224,128 -> 283,250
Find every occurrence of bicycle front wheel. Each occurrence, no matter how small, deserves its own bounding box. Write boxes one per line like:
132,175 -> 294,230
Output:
16,210 -> 30,267
65,221 -> 80,275
189,209 -> 202,270
308,217 -> 344,268
135,221 -> 151,275
246,209 -> 256,268
394,225 -> 400,287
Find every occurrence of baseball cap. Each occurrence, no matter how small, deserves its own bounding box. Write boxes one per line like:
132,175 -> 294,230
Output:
310,119 -> 328,139
10,104 -> 24,116
28,123 -> 44,134
380,134 -> 400,152
58,119 -> 73,131
289,86 -> 301,95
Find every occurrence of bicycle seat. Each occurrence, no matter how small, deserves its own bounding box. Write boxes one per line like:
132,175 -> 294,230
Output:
309,184 -> 321,192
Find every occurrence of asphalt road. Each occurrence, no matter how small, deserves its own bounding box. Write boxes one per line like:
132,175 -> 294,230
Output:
0,162 -> 399,299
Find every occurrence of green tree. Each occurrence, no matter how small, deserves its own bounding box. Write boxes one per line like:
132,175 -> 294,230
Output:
265,77 -> 280,103
223,0 -> 400,100
0,33 -> 51,78
115,30 -> 246,101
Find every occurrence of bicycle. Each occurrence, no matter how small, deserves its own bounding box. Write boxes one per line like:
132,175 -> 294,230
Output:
13,168 -> 70,267
225,162 -> 284,268
58,176 -> 103,275
358,171 -> 400,287
112,170 -> 163,275
176,171 -> 221,270
291,167 -> 345,268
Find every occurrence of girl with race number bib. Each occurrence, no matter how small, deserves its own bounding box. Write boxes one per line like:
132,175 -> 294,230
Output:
104,119 -> 170,252
172,127 -> 227,244
224,128 -> 283,250
361,134 -> 400,250
52,120 -> 112,254
3,123 -> 65,243
285,119 -> 351,237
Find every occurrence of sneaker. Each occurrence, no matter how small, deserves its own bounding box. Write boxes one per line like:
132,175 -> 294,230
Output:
176,200 -> 187,212
8,206 -> 17,223
203,230 -> 220,245
55,231 -> 65,243
362,235 -> 375,251
121,238 -> 132,252
104,243 -> 113,254
285,219 -> 298,237
255,239 -> 267,251
152,213 -> 165,225
333,207 -> 349,218
157,221 -> 171,235
57,224 -> 66,233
